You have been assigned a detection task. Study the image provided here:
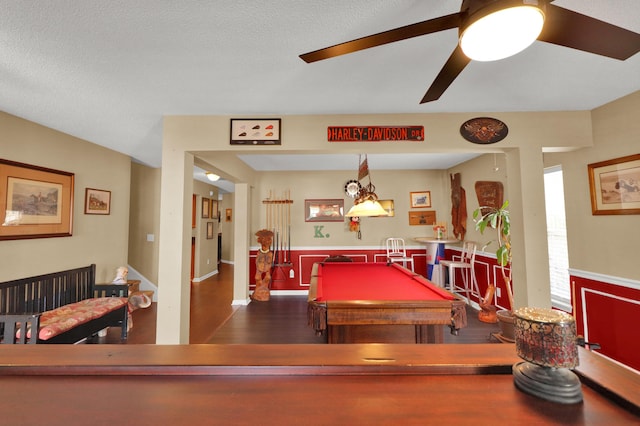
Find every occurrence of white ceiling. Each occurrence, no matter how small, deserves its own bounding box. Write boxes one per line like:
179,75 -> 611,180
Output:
2,1 -> 639,181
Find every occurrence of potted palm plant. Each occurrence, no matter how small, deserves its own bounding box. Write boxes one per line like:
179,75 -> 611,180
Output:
473,200 -> 515,341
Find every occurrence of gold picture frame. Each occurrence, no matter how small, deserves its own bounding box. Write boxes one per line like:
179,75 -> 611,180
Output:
210,199 -> 218,219
202,197 -> 210,218
410,191 -> 431,208
206,222 -> 214,239
304,199 -> 344,222
0,159 -> 74,240
84,188 -> 111,215
588,153 -> 640,215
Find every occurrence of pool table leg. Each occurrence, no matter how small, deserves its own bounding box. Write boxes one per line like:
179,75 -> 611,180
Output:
416,325 -> 444,343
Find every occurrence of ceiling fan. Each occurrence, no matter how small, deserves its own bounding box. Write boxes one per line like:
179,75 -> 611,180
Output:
300,0 -> 640,103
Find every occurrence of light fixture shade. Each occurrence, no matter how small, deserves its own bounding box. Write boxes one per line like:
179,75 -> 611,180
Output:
206,172 -> 220,182
460,5 -> 545,61
346,200 -> 388,217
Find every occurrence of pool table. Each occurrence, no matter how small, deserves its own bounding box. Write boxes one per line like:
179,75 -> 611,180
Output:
308,262 -> 466,343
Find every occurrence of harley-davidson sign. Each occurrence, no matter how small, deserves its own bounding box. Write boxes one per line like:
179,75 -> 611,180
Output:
328,126 -> 424,142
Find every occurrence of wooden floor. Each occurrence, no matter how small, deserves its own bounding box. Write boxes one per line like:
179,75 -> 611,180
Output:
102,262 -> 501,344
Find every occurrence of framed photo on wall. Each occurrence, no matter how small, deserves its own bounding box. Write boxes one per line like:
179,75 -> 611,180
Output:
202,197 -> 210,218
210,200 -> 218,219
304,199 -> 344,222
410,191 -> 431,208
84,188 -> 111,215
0,159 -> 74,240
588,153 -> 640,215
230,118 -> 281,145
206,222 -> 214,239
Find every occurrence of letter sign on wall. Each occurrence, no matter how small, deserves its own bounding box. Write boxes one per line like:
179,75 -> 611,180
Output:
328,126 -> 424,142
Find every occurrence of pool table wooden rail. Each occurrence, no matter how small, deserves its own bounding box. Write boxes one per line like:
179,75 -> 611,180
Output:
0,344 -> 638,424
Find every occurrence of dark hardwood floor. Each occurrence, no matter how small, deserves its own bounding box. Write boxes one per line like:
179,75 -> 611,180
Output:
102,262 -> 501,344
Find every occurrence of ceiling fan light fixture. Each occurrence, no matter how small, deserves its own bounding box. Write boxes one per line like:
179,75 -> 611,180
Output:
205,172 -> 220,182
460,3 -> 545,62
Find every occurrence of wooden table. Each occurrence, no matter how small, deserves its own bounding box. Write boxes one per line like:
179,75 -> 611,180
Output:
0,344 -> 637,425
308,262 -> 466,343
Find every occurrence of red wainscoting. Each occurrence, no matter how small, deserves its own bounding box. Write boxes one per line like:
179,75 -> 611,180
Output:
249,247 -> 640,371
571,274 -> 640,372
249,248 -> 429,291
443,247 -> 512,311
249,246 -> 511,312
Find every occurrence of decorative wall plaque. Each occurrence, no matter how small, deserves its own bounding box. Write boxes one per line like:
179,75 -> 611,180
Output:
474,181 -> 504,214
230,118 -> 281,145
328,126 -> 424,142
460,117 -> 508,144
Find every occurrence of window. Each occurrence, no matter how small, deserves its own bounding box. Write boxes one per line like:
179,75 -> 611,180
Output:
544,166 -> 571,312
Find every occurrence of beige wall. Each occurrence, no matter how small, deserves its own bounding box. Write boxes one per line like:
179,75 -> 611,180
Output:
158,109 -> 594,342
129,162 -> 160,284
193,180 -> 219,279
252,169 -> 450,247
219,192 -> 234,262
545,91 -> 640,280
448,152 -> 509,243
0,111 -> 131,282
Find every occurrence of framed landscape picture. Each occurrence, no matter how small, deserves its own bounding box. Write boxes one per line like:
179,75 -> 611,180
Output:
84,188 -> 111,215
0,159 -> 74,240
588,153 -> 640,215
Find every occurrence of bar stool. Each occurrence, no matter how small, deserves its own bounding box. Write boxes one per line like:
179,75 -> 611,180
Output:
439,241 -> 480,302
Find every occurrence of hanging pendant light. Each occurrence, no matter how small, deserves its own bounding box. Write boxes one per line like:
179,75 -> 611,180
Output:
345,154 -> 388,217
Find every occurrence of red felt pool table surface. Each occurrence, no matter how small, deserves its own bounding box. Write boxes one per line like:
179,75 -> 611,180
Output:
308,262 -> 466,344
314,262 -> 454,302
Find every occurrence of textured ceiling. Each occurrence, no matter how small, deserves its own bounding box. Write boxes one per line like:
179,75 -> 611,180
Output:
1,0 -> 639,172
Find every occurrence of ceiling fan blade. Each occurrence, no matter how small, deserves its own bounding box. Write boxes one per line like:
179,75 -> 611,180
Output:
300,13 -> 462,63
539,4 -> 640,60
420,45 -> 471,104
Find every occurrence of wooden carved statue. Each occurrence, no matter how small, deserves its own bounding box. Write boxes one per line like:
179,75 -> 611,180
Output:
478,284 -> 498,324
251,229 -> 274,302
450,173 -> 467,241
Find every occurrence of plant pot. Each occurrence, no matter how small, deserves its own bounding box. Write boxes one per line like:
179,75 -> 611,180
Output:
496,309 -> 515,342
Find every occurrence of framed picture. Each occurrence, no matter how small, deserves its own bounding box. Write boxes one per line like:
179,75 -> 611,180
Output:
210,200 -> 218,219
84,188 -> 111,215
588,153 -> 640,215
225,208 -> 232,222
0,159 -> 74,240
410,191 -> 431,208
305,199 -> 344,222
202,197 -> 210,218
375,199 -> 395,217
206,222 -> 214,239
230,118 -> 281,145
409,210 -> 436,226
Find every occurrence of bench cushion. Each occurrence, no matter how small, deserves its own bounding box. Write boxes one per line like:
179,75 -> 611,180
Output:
36,297 -> 127,341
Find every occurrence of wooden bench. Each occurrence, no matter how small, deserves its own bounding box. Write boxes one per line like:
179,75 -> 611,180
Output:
0,264 -> 129,344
